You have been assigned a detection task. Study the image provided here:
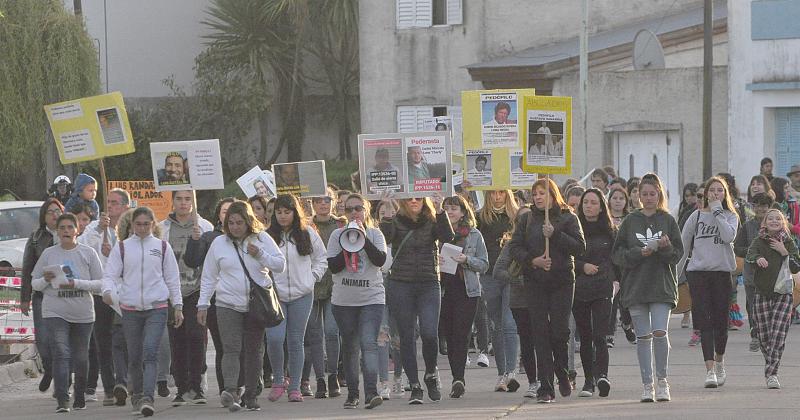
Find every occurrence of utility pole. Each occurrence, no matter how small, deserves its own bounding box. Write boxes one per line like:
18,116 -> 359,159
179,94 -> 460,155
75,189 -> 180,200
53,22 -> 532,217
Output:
702,0 -> 713,179
580,0 -> 589,175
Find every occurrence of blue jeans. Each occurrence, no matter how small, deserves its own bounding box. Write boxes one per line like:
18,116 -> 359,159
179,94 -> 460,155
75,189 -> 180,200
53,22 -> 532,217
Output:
332,304 -> 384,398
378,306 -> 391,382
302,299 -> 340,380
32,293 -> 52,376
629,303 -> 671,384
482,274 -> 520,375
112,319 -> 128,387
386,280 -> 440,385
45,318 -> 93,402
266,293 -> 314,392
122,308 -> 168,401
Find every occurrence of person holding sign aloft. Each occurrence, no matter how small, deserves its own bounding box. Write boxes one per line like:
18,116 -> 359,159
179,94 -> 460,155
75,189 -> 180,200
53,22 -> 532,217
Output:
507,178 -> 585,404
380,192 -> 454,404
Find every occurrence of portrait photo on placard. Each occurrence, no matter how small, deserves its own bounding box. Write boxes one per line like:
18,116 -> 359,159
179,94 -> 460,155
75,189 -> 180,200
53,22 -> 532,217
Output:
406,136 -> 448,193
527,118 -> 564,158
96,107 -> 126,145
155,150 -> 190,186
362,138 -> 405,195
480,92 -> 518,148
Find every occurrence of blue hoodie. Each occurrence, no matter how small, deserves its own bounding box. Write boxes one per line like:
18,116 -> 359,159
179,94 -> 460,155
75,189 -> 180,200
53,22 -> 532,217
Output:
64,173 -> 100,220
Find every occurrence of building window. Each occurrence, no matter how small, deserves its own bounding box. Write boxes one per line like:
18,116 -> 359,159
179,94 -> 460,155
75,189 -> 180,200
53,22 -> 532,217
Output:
397,0 -> 462,29
774,108 -> 800,177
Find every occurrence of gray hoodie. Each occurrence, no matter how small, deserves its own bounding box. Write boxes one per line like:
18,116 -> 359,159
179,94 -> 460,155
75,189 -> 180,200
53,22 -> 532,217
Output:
680,204 -> 738,273
159,214 -> 214,296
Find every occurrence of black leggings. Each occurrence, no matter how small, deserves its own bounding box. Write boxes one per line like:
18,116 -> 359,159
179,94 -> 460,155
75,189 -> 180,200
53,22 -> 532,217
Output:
572,297 -> 611,380
440,273 -> 478,383
687,271 -> 731,361
510,307 -> 536,384
525,281 -> 574,397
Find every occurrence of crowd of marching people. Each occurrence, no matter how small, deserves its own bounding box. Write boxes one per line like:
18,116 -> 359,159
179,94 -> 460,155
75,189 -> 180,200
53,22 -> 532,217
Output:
17,158 -> 800,415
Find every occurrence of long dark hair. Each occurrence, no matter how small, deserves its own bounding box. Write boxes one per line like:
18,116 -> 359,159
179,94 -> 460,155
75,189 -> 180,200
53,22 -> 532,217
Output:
267,194 -> 312,256
577,188 -> 615,236
214,197 -> 236,227
771,177 -> 789,203
678,182 -> 698,214
748,175 -> 773,203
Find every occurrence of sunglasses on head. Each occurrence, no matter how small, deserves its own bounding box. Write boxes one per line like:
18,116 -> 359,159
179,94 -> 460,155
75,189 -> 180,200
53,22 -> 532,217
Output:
345,205 -> 365,213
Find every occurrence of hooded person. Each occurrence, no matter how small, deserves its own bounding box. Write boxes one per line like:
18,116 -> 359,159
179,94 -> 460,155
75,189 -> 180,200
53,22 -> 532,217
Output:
65,174 -> 100,221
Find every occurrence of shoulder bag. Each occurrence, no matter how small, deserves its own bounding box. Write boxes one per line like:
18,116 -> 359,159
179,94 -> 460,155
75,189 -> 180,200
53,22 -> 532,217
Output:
233,241 -> 284,329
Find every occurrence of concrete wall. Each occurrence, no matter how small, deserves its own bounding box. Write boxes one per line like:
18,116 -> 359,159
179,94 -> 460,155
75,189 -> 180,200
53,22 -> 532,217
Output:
554,67 -> 729,186
728,0 -> 800,186
360,0 -> 707,134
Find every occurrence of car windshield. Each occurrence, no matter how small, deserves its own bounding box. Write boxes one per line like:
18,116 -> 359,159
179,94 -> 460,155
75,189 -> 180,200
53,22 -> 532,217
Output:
0,207 -> 39,241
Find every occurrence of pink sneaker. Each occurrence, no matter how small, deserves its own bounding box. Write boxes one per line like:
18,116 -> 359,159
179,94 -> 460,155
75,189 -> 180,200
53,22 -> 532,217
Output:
268,385 -> 285,402
288,390 -> 303,402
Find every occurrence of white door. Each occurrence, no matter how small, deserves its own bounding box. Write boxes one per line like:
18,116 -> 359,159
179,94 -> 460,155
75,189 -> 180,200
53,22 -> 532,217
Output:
616,131 -> 680,204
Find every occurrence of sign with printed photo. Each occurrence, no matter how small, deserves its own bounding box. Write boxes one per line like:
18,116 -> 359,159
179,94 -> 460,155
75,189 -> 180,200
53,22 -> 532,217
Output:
150,139 -> 224,191
237,166 -> 276,199
358,132 -> 452,199
272,160 -> 328,197
422,116 -> 463,156
523,96 -> 572,175
44,92 -> 135,164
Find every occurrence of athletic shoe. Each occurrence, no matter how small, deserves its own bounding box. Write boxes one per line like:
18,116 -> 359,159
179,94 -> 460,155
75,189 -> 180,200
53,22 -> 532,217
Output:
767,375 -> 781,389
140,398 -> 155,417
113,384 -> 128,406
704,369 -> 718,388
263,375 -> 273,389
476,353 -> 490,367
578,379 -> 594,397
681,315 -> 690,328
641,383 -> 655,402
344,395 -> 359,409
408,384 -> 424,404
56,399 -> 70,413
536,393 -> 553,403
597,376 -> 611,397
157,381 -> 170,398
506,371 -> 520,392
424,372 -> 441,402
606,336 -> 615,348
449,380 -> 465,399
187,389 -> 207,404
688,331 -> 701,347
267,385 -> 285,402
72,397 -> 86,410
300,380 -> 313,397
392,377 -> 405,398
102,394 -> 115,406
221,390 -> 240,412
656,379 -> 671,402
328,374 -> 341,397
365,393 -> 383,409
623,325 -> 637,344
559,376 -> 573,397
39,373 -> 52,393
715,362 -> 726,387
171,393 -> 187,406
494,375 -> 507,392
242,396 -> 261,411
379,381 -> 391,400
288,390 -> 304,402
749,337 -> 760,352
315,377 -> 328,399
524,383 -> 538,399
84,388 -> 97,402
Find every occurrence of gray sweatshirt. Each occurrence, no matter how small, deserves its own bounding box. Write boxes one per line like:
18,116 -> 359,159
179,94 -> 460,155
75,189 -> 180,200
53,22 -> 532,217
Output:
31,244 -> 103,323
680,204 -> 739,273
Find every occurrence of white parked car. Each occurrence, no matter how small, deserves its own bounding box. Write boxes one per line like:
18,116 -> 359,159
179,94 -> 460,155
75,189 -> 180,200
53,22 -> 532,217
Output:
0,201 -> 43,270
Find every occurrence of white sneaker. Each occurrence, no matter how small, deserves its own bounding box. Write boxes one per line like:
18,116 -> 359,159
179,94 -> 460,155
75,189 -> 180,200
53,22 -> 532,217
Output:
476,353 -> 490,368
714,362 -> 726,387
380,381 -> 391,400
524,382 -> 538,399
391,377 -> 405,397
641,383 -> 655,402
494,374 -> 507,392
766,375 -> 781,389
656,378 -> 671,402
704,369 -> 718,388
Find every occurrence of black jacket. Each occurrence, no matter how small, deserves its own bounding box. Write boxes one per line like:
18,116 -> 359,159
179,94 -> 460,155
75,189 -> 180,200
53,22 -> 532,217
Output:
380,211 -> 454,283
21,228 -> 54,303
477,211 -> 512,273
508,206 -> 585,288
573,221 -> 616,302
184,227 -> 224,270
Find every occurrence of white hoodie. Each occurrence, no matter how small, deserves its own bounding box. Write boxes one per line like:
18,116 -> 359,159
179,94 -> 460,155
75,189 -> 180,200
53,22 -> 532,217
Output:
198,231 -> 286,312
273,228 -> 327,303
101,234 -> 183,310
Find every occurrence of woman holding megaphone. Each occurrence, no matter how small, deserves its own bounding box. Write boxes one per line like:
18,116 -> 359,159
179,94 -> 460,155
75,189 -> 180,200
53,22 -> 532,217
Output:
327,193 -> 388,409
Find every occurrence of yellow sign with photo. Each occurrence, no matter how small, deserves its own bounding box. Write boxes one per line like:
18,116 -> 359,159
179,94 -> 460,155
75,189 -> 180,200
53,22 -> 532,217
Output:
44,91 -> 135,164
461,88 -> 536,190
522,96 -> 572,175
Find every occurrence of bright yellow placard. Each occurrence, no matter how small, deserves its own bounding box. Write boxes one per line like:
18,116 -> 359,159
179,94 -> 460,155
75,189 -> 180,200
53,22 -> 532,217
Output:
522,95 -> 572,175
461,89 -> 536,191
44,92 -> 135,164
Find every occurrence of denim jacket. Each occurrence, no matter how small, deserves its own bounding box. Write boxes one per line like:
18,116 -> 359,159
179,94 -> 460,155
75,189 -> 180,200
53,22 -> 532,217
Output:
458,228 -> 490,298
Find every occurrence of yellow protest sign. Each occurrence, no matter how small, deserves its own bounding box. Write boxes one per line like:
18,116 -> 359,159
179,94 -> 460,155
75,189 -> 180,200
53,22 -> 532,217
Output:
461,89 -> 536,190
44,92 -> 135,164
522,96 -> 572,175
107,180 -> 173,222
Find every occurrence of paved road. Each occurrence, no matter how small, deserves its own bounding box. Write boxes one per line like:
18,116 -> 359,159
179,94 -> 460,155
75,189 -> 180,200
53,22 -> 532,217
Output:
2,286 -> 800,419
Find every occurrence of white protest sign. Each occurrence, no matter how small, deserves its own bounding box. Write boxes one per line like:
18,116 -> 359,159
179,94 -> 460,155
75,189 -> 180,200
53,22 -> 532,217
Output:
150,139 -> 225,191
237,166 -> 276,199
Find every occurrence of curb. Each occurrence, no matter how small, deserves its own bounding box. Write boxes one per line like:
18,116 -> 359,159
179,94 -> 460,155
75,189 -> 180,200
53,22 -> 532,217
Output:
0,359 -> 36,388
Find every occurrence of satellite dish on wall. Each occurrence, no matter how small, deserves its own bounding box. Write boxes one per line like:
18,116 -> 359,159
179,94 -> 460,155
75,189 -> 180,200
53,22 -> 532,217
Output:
632,29 -> 665,70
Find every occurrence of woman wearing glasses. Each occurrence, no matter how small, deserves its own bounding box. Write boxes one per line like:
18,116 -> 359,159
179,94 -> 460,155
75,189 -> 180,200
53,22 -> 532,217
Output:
380,193 -> 454,404
327,193 -> 388,409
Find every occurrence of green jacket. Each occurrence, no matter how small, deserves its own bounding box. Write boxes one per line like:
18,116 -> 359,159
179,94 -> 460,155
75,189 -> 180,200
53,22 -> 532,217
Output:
311,215 -> 346,301
745,235 -> 800,296
612,210 -> 684,309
